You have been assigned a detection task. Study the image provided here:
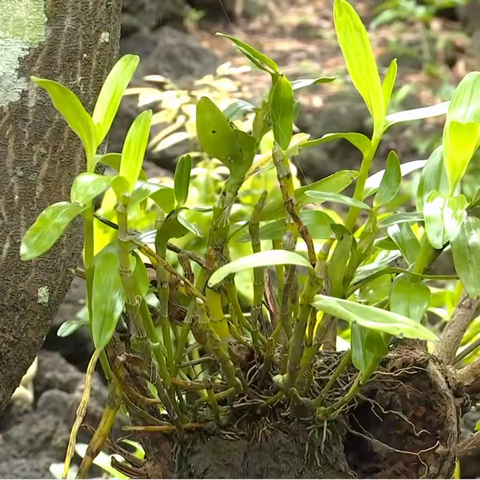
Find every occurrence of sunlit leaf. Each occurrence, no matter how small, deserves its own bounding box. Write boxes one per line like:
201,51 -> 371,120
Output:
57,307 -> 89,338
390,276 -> 430,322
334,0 -> 385,135
270,75 -> 294,150
120,110 -> 153,193
111,175 -> 131,200
304,132 -> 371,157
385,101 -> 449,129
70,173 -> 114,206
93,54 -> 140,146
374,151 -> 401,207
312,295 -> 437,341
130,181 -> 174,210
306,190 -> 371,210
174,155 -> 192,207
451,216 -> 480,298
388,222 -> 420,264
21,202 -> 85,261
291,76 -> 337,91
31,77 -> 96,170
382,59 -> 397,109
351,324 -> 389,373
216,33 -> 279,73
208,250 -> 312,287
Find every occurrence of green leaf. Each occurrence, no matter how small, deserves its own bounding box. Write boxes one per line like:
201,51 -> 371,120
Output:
70,173 -> 113,206
476,418 -> 480,431
31,77 -> 96,170
416,146 -> 448,211
132,252 -> 150,297
216,33 -> 279,73
382,59 -> 397,109
311,294 -> 438,341
304,132 -> 371,157
305,190 -> 371,210
208,250 -> 312,287
291,76 -> 337,91
330,225 -> 353,297
260,170 -> 358,221
92,247 -> 127,350
374,151 -> 401,207
390,276 -> 430,322
443,72 -> 480,194
93,54 -> 140,146
451,216 -> 480,298
238,210 -> 334,243
223,100 -> 256,122
385,101 -> 449,129
378,212 -> 424,228
388,222 -> 420,264
21,202 -> 85,261
57,307 -> 89,338
351,324 -> 389,373
150,186 -> 176,213
334,0 -> 385,135
364,160 -> 426,198
96,152 -> 148,181
174,155 -> 192,207
444,120 -> 480,195
443,195 -> 468,243
111,175 -> 131,200
120,110 -> 153,193
177,213 -> 202,237
270,75 -> 294,150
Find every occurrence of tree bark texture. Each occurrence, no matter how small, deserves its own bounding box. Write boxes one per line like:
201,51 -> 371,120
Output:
0,0 -> 122,413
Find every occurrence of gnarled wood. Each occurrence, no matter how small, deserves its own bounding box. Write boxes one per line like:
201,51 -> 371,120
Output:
0,0 -> 122,413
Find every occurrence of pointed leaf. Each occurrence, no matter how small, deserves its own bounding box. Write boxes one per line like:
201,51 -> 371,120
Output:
352,324 -> 389,373
334,0 -> 385,135
306,190 -> 371,210
120,110 -> 153,193
443,195 -> 467,243
330,225 -> 353,297
57,317 -> 90,338
444,120 -> 480,195
260,170 -> 358,221
364,160 -> 426,198
378,211 -> 424,228
130,181 -> 173,208
385,101 -> 450,129
388,222 -> 420,264
238,210 -> 334,243
208,250 -> 312,287
216,33 -> 279,73
416,146 -> 448,211
382,59 -> 397,109
304,132 -> 371,157
174,155 -> 192,207
291,76 -> 337,91
451,216 -> 480,298
70,173 -> 114,206
374,151 -> 401,207
31,77 -> 96,170
270,75 -> 294,150
223,100 -> 256,122
423,190 -> 446,250
92,248 -> 127,350
390,276 -> 430,322
93,54 -> 140,146
111,175 -> 131,200
178,213 -> 202,237
132,252 -> 150,297
312,295 -> 438,341
21,202 -> 85,261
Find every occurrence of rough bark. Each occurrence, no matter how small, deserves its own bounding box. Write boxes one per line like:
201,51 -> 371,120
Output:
0,0 -> 122,413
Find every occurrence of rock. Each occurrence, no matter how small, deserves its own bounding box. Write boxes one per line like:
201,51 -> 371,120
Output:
0,351 -> 124,479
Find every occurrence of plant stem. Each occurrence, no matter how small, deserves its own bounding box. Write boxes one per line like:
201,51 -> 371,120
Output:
345,136 -> 381,232
412,235 -> 435,274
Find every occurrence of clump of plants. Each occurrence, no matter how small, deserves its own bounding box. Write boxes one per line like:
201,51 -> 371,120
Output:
21,0 -> 480,477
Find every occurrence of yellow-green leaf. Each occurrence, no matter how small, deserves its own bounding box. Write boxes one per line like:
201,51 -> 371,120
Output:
93,54 -> 140,146
304,132 -> 371,157
416,146 -> 448,211
174,155 -> 192,207
382,59 -> 397,109
270,75 -> 294,150
390,276 -> 430,322
21,202 -> 85,261
32,77 -> 96,170
70,173 -> 114,206
374,151 -> 401,207
388,222 -> 420,265
120,110 -> 153,193
334,0 -> 385,135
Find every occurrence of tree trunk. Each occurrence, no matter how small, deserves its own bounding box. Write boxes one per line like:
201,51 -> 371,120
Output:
0,0 -> 122,413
